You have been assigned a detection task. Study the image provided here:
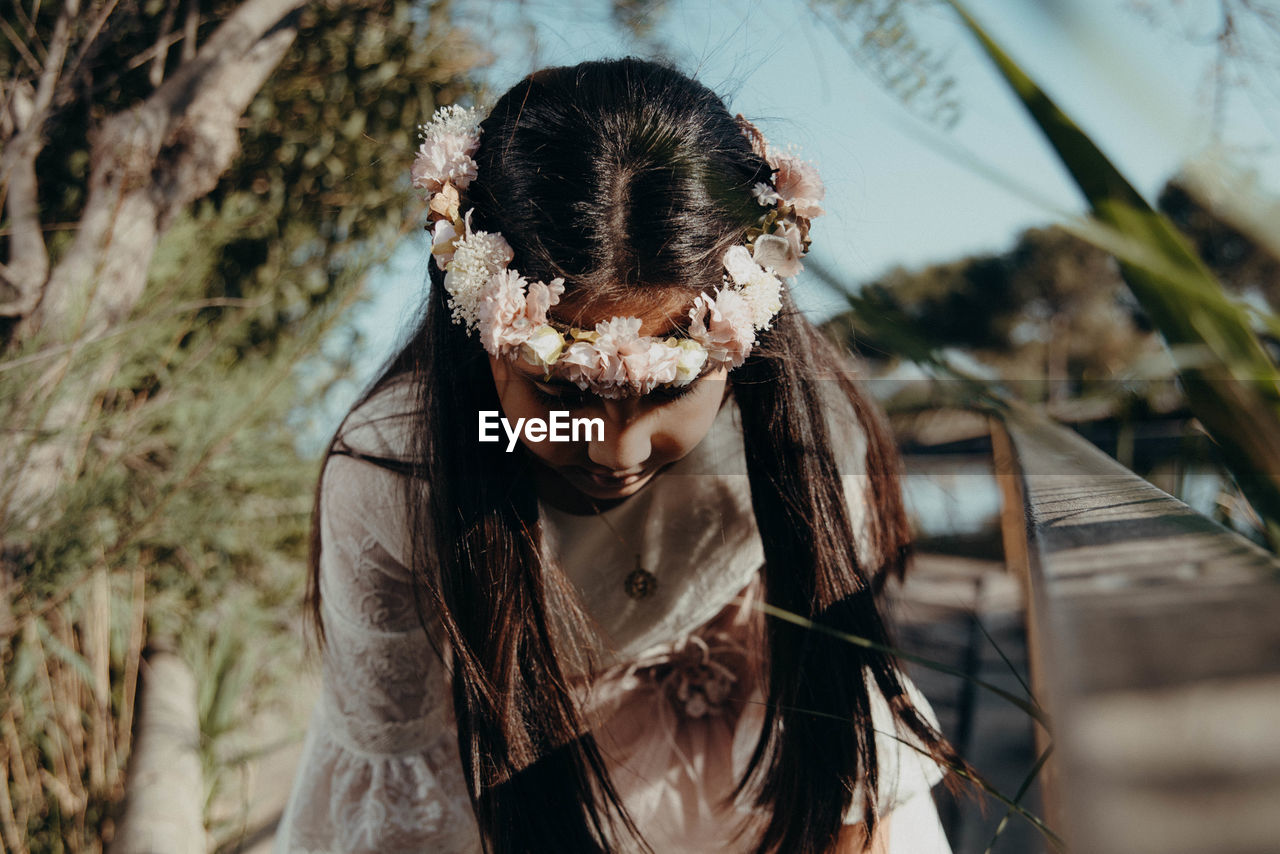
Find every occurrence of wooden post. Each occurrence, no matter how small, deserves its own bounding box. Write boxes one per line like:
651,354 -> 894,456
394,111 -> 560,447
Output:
989,416 -> 1063,840
108,649 -> 205,854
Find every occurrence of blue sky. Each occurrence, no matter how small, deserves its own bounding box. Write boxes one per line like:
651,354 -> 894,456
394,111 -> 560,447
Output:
301,0 -> 1278,447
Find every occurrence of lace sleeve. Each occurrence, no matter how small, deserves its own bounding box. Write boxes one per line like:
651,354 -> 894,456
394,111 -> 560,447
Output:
274,452 -> 482,854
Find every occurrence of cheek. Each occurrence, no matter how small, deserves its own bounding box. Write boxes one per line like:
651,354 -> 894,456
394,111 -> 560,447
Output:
488,357 -> 585,464
653,378 -> 729,459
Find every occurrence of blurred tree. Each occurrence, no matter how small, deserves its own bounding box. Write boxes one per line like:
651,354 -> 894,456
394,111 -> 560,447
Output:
1159,180 -> 1280,312
0,1 -> 486,849
1,0 -> 311,544
0,0 -> 485,530
829,177 -> 1280,406
843,226 -> 1155,392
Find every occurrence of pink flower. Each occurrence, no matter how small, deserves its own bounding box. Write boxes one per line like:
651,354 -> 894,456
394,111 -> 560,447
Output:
554,317 -> 685,396
559,341 -> 611,393
614,338 -> 680,395
689,290 -> 756,369
771,152 -> 825,219
590,317 -> 643,388
638,341 -> 680,391
523,277 -> 565,327
411,133 -> 478,195
477,270 -> 534,357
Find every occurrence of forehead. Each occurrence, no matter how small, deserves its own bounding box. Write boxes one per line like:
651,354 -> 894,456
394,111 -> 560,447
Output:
550,288 -> 696,338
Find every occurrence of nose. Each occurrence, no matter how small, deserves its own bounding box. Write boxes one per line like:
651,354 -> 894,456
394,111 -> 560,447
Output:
586,400 -> 652,473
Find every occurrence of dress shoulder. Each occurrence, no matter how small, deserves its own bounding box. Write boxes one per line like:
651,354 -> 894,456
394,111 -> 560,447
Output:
275,379 -> 483,854
320,376 -> 423,580
333,376 -> 422,464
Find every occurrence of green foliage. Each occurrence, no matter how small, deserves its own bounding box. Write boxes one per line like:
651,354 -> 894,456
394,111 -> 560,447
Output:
945,0 -> 1280,544
199,0 -> 487,358
1,1 -> 487,849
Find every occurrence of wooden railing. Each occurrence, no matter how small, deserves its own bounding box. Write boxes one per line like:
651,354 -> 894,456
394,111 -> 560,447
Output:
991,406 -> 1280,854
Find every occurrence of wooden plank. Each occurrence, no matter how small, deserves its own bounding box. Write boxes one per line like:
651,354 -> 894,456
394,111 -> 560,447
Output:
991,418 -> 1063,843
999,406 -> 1280,854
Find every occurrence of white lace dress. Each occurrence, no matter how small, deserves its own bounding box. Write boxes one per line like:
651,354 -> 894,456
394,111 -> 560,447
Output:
273,381 -> 952,854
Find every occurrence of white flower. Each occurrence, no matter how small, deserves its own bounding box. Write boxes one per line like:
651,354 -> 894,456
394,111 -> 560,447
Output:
722,245 -> 758,287
417,105 -> 484,148
751,181 -> 781,207
751,231 -> 802,279
520,325 -> 566,369
673,339 -> 708,385
430,219 -> 459,267
443,228 -> 514,329
740,271 -> 783,330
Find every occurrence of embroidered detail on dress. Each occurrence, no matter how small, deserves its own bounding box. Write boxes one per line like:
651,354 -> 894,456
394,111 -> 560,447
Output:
637,629 -> 751,719
624,566 -> 658,600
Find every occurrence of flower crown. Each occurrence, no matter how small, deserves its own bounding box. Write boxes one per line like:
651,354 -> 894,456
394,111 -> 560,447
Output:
413,104 -> 825,398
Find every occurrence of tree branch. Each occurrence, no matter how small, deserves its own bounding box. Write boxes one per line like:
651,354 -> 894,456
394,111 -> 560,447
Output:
0,108 -> 48,318
0,0 -> 80,319
149,0 -> 180,87
60,0 -> 125,110
4,0 -> 309,532
23,0 -> 307,344
21,0 -> 77,143
0,17 -> 44,77
181,0 -> 200,64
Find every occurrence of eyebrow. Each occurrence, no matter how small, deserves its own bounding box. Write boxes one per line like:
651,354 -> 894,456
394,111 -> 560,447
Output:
519,360 -> 716,389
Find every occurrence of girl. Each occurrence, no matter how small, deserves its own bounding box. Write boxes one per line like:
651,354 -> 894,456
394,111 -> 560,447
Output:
275,58 -> 963,854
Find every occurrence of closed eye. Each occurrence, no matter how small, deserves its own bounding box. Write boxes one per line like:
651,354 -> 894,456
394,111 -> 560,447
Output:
528,375 -> 704,407
530,380 -> 591,408
645,380 -> 700,403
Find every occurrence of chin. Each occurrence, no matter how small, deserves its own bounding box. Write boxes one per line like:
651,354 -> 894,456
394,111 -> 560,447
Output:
562,467 -> 660,500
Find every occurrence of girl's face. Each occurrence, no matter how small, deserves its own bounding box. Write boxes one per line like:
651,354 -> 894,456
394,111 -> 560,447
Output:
487,294 -> 730,513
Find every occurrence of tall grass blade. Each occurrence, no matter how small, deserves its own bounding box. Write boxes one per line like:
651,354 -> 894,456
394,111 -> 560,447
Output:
983,743 -> 1054,854
754,602 -> 1048,726
880,728 -> 1065,851
970,612 -> 1034,703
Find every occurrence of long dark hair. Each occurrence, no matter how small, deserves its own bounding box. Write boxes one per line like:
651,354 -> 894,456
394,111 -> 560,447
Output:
307,58 -> 964,853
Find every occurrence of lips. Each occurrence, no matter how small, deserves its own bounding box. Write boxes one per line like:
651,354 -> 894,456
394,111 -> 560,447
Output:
582,467 -> 646,488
